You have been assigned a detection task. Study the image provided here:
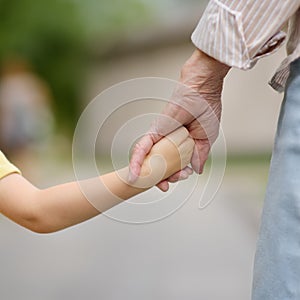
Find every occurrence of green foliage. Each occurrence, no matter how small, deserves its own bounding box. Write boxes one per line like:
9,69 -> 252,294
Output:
0,0 -> 149,132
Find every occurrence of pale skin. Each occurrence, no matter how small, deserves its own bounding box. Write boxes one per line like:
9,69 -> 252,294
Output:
0,127 -> 194,234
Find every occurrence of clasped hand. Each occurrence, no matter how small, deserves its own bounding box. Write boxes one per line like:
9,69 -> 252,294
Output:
129,49 -> 230,191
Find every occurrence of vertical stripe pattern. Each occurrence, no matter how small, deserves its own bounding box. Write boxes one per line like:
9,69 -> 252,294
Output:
192,0 -> 300,68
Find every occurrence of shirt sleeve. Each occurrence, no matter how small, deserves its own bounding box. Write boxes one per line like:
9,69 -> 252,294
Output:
191,0 -> 300,69
0,151 -> 21,180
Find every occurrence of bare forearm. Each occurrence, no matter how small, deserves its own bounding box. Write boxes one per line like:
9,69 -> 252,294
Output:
0,127 -> 193,233
37,168 -> 148,232
0,169 -> 149,233
24,170 -> 150,233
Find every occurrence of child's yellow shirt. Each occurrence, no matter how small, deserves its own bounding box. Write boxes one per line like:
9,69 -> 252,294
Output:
0,151 -> 21,180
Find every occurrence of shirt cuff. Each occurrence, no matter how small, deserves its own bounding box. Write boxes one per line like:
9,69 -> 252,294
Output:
191,0 -> 286,70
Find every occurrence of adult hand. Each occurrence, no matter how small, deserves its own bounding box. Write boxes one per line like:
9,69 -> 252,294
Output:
129,49 -> 230,191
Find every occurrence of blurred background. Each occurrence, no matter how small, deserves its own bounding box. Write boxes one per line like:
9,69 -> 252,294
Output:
0,0 -> 285,299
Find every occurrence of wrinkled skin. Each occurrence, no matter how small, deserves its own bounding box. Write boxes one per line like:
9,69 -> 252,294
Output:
129,49 -> 231,191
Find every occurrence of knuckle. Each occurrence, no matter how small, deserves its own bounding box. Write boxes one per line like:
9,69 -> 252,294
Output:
133,141 -> 147,156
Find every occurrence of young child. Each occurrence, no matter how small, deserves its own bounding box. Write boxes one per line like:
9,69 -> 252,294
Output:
0,127 -> 194,233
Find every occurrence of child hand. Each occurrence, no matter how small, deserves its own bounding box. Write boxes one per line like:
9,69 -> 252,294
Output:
133,127 -> 195,189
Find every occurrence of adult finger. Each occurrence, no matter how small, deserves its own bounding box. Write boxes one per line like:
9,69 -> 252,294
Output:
156,166 -> 193,191
166,166 -> 193,183
156,180 -> 170,192
128,134 -> 156,183
191,139 -> 211,174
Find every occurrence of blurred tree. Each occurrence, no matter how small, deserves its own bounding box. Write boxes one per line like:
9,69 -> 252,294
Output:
0,0 -> 149,133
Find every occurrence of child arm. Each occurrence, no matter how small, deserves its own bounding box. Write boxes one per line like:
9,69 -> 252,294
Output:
0,127 -> 194,233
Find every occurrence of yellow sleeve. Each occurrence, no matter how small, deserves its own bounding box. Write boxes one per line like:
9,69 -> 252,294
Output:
0,151 -> 21,180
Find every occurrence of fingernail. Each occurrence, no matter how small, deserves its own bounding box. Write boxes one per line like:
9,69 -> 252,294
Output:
187,168 -> 193,175
162,185 -> 169,192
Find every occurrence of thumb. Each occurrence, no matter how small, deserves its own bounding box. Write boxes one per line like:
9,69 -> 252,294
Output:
128,134 -> 155,183
191,139 -> 211,174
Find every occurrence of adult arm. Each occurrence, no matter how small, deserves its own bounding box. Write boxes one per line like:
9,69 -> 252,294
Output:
130,0 -> 300,191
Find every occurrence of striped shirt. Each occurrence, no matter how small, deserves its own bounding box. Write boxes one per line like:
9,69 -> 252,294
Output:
191,0 -> 300,92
